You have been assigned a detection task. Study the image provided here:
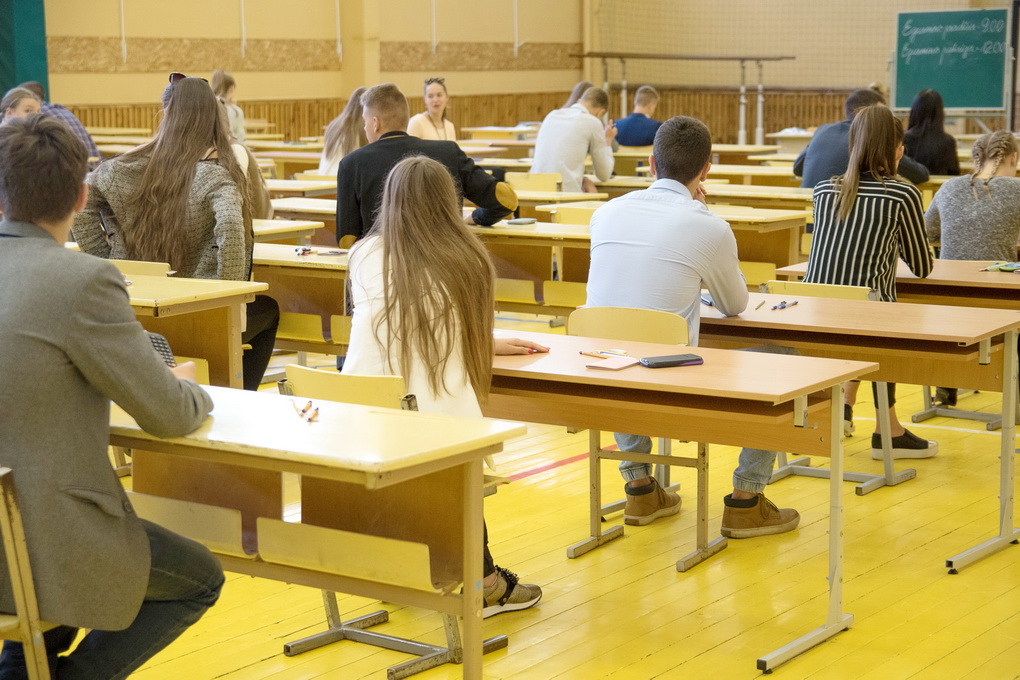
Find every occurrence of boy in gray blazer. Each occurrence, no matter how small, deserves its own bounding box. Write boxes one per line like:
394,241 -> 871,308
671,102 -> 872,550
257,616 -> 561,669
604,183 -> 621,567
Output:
0,115 -> 222,679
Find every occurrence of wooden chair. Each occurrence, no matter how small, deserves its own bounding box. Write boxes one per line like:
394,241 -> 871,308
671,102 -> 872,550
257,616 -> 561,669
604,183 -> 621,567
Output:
494,278 -> 539,314
759,279 -> 877,301
542,280 -> 586,310
0,468 -> 56,680
549,205 -> 598,225
738,261 -> 777,290
800,232 -> 812,256
281,365 -> 509,670
505,172 -> 561,192
109,260 -> 172,277
565,307 -> 689,522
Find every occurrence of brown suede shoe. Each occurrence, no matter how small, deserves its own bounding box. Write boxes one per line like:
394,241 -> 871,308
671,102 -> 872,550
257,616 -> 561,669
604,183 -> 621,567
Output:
720,493 -> 799,538
624,479 -> 681,526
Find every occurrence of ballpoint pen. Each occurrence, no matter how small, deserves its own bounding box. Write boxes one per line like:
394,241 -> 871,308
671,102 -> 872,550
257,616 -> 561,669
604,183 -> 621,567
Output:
754,300 -> 765,310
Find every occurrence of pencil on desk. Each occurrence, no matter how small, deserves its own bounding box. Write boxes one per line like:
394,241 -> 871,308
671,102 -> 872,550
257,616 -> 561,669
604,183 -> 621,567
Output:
754,300 -> 765,310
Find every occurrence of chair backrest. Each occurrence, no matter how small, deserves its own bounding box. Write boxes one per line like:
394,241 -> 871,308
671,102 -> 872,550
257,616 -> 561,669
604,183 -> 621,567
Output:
505,172 -> 561,192
550,205 -> 598,225
738,261 -> 777,288
567,307 -> 689,345
542,280 -> 587,309
0,468 -> 50,679
285,365 -> 407,408
759,279 -> 876,300
293,173 -> 335,181
495,278 -> 538,305
110,260 -> 172,277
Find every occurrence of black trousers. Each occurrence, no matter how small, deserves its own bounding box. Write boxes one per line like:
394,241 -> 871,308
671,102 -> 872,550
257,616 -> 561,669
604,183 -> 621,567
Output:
241,295 -> 279,391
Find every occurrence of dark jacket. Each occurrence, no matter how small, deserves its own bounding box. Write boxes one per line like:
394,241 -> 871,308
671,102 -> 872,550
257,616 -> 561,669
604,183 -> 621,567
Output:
336,131 -> 517,242
794,120 -> 930,188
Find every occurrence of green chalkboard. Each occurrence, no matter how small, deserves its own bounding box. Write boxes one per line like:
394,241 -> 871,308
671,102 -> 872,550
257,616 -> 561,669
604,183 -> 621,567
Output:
894,9 -> 1010,110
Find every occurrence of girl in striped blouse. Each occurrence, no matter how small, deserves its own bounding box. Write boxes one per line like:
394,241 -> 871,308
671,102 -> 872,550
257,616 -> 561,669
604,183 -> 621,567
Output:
805,104 -> 937,460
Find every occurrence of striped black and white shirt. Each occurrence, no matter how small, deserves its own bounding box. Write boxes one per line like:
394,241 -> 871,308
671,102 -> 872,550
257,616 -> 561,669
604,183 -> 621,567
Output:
804,176 -> 933,301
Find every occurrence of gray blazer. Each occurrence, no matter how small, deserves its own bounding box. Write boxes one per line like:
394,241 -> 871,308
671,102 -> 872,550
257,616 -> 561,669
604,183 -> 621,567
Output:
0,219 -> 213,631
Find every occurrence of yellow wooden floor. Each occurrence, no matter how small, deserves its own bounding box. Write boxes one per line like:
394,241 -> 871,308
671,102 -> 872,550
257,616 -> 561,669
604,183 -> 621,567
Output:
129,315 -> 1020,679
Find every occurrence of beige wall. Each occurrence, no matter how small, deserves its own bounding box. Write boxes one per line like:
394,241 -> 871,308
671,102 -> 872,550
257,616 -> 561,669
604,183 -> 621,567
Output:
590,0 -> 1011,90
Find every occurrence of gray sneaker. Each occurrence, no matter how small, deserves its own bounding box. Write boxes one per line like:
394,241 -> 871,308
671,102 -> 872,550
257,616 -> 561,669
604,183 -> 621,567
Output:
482,566 -> 542,618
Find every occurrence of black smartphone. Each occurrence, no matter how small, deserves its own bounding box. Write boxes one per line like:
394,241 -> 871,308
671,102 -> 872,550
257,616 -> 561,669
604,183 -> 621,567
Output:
700,293 -> 714,306
639,353 -> 703,368
147,332 -> 177,367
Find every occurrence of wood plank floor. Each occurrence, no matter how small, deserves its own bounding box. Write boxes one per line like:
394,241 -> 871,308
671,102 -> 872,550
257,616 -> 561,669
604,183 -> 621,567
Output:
129,316 -> 1020,679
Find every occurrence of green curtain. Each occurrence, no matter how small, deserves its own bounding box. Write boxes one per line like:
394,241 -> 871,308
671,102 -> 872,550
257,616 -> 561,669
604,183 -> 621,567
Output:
0,0 -> 49,96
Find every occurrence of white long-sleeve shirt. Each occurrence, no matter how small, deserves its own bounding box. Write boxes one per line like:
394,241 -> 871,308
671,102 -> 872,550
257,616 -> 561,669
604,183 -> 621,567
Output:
531,104 -> 614,192
586,179 -> 748,344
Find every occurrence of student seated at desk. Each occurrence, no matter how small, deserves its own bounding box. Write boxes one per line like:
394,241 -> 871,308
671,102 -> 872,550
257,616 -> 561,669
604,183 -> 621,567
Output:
318,87 -> 367,175
532,86 -> 615,193
0,115 -> 221,679
904,89 -> 960,176
18,81 -> 102,168
925,130 -> 1020,406
0,87 -> 40,126
211,69 -> 245,144
407,77 -> 456,141
614,85 -> 662,147
72,75 -> 279,391
586,115 -> 800,537
343,155 -> 546,618
336,83 -> 516,243
804,105 -> 937,458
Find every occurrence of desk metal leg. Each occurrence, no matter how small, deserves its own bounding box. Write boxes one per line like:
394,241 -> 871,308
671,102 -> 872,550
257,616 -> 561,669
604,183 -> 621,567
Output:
757,386 -> 853,672
770,382 -> 916,495
567,430 -> 625,558
947,329 -> 1020,572
912,386 -> 1009,431
677,443 -> 728,572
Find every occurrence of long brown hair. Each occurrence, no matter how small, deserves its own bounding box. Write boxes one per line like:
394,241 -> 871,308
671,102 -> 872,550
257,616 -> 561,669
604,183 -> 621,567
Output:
322,87 -> 367,165
834,105 -> 902,221
360,155 -> 495,401
970,130 -> 1019,198
119,77 -> 253,269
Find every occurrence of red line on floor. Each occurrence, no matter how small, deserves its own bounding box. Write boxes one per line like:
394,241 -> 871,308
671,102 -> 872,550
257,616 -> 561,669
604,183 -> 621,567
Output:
507,444 -> 619,481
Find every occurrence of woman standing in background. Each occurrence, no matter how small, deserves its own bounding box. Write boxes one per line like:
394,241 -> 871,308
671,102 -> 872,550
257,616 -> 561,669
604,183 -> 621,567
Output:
407,77 -> 456,141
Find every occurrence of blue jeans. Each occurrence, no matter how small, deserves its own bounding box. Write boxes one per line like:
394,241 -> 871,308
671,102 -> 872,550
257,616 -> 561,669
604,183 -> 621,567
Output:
0,520 -> 224,680
614,433 -> 777,493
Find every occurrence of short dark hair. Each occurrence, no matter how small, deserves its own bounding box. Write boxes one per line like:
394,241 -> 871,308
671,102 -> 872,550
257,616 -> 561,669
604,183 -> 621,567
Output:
0,115 -> 88,224
845,88 -> 885,121
652,116 -> 712,184
361,83 -> 410,130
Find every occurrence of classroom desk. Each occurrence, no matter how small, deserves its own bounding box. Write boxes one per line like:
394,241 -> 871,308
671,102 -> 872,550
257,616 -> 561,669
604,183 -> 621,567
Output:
916,175 -> 952,208
458,145 -> 511,158
267,198 -> 339,246
127,275 -> 267,388
251,243 -> 349,354
748,152 -> 797,165
461,139 -> 532,158
591,176 -> 731,199
707,164 -> 801,187
246,133 -> 285,141
264,179 -> 337,198
461,125 -> 538,141
246,140 -> 324,152
253,218 -> 323,244
95,143 -> 140,157
511,190 -> 608,218
486,330 -> 875,671
244,119 -> 276,132
254,151 -> 323,179
112,385 -> 525,680
534,201 -> 808,270
84,126 -> 151,136
475,158 -> 537,171
613,145 -> 780,174
766,130 -> 813,154
90,134 -> 153,145
698,292 -> 1020,569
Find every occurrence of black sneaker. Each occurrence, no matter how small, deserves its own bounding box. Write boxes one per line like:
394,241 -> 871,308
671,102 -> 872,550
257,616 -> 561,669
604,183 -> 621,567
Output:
871,429 -> 938,460
935,387 -> 958,406
843,404 -> 855,438
482,566 -> 542,618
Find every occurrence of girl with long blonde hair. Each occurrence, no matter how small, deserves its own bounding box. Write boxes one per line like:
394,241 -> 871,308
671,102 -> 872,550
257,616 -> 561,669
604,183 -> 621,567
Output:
318,87 -> 367,175
342,155 -> 545,617
73,75 -> 278,390
804,104 -> 937,459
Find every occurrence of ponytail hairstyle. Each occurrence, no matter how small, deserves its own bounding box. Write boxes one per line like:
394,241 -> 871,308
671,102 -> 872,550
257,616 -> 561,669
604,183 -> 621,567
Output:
834,105 -> 903,221
969,130 -> 1019,198
120,77 -> 253,271
362,155 -> 495,402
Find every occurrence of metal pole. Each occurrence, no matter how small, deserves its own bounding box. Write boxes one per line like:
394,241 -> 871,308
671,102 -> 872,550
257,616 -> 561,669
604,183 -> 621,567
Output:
602,58 -> 609,93
619,58 -> 628,119
755,60 -> 765,145
738,60 -> 747,145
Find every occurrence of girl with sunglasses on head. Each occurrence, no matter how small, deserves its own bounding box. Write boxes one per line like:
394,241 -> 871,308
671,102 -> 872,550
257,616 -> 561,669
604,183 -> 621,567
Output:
343,154 -> 547,617
407,77 -> 456,141
72,74 -> 279,391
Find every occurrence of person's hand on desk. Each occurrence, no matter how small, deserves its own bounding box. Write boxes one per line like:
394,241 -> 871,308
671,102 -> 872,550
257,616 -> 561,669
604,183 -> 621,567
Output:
581,176 -> 599,193
169,361 -> 198,382
495,338 -> 549,355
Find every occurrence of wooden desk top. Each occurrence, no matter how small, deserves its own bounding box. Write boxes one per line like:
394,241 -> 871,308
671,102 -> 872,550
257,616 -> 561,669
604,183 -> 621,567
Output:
475,158 -> 535,170
247,140 -> 324,152
778,259 -> 1020,292
700,291 -> 1020,345
90,135 -> 152,145
492,330 -> 875,404
253,218 -> 324,238
615,145 -> 780,160
592,177 -> 730,189
85,126 -> 151,136
244,120 -> 276,131
708,164 -> 799,177
254,151 -> 322,161
96,143 -> 139,156
462,126 -> 538,133
110,385 -> 525,486
458,146 -> 510,158
252,243 -> 348,270
472,222 -> 590,241
264,179 -> 337,197
462,139 -> 536,148
515,190 -> 608,203
766,131 -> 813,140
749,153 -> 798,163
127,275 -> 267,311
707,184 -> 813,201
271,197 -> 335,216
534,201 -> 808,226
